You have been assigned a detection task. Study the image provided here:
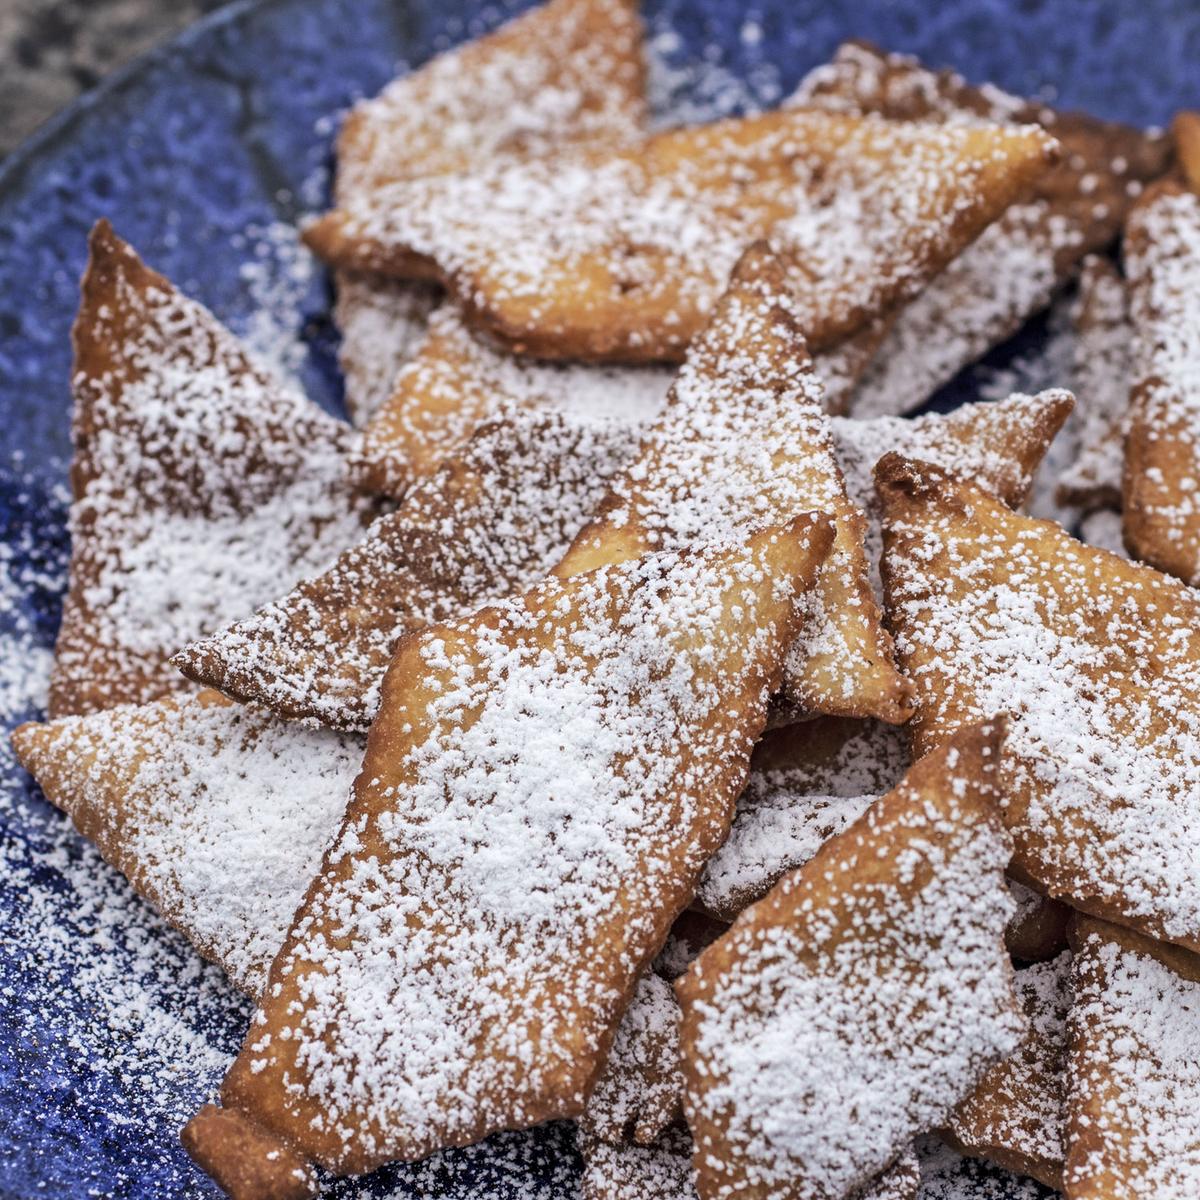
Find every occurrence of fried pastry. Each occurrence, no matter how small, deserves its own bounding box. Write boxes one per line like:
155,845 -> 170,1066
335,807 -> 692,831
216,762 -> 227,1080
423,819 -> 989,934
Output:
11,689 -> 362,997
877,456 -> 1200,951
580,1132 -> 921,1200
915,1139 -> 1059,1199
833,388 -> 1074,587
791,41 -> 1170,418
946,952 -> 1070,1190
1066,915 -> 1200,1198
183,514 -> 835,1187
176,408 -> 643,731
555,242 -> 911,724
676,723 -> 1024,1200
1121,179 -> 1200,583
1056,258 -> 1132,512
579,971 -> 683,1146
355,302 -> 874,499
305,107 -> 1057,364
1175,110 -> 1200,194
333,273 -> 439,426
330,0 -> 647,421
355,302 -> 671,496
51,222 -> 373,718
695,717 -> 907,920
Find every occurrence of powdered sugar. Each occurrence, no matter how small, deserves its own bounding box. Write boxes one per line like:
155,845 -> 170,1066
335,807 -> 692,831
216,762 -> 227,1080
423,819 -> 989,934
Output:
51,226 -> 373,717
696,718 -> 908,919
222,524 -> 826,1168
179,408 -> 645,731
1068,922 -> 1200,1195
678,731 -> 1022,1199
881,462 -> 1200,948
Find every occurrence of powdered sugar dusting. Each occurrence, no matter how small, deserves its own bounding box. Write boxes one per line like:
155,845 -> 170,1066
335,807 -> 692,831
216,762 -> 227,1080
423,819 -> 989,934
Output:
678,731 -> 1022,1199
1067,922 -> 1200,1195
179,408 -> 646,731
222,525 -> 825,1168
881,463 -> 1200,947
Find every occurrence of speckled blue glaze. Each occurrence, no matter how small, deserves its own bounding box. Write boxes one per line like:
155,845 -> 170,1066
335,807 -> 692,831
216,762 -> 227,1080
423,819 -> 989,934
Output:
0,0 -> 1196,1195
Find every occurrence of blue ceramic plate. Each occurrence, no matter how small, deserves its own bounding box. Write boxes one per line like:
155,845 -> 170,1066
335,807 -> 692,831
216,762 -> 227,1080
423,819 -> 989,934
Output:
0,1 -> 1196,1195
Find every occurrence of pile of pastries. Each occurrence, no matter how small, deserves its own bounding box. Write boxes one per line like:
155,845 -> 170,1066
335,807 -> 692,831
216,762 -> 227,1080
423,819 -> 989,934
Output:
13,1 -> 1200,1197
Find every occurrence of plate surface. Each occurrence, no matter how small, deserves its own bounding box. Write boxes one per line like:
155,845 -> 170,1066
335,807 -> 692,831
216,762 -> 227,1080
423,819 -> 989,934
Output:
0,0 -> 1196,1195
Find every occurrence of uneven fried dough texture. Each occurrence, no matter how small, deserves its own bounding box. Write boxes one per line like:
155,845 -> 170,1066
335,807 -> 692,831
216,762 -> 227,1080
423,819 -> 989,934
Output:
677,725 -> 1023,1200
555,243 -> 910,724
947,952 -> 1070,1189
306,108 -> 1056,364
189,516 -> 833,1179
356,302 -> 670,495
792,41 -> 1169,418
177,410 -> 644,731
1057,257 -> 1133,512
329,0 -> 647,420
12,690 -> 361,996
1066,917 -> 1200,1199
878,456 -> 1200,951
53,222 -> 372,718
1121,181 -> 1200,583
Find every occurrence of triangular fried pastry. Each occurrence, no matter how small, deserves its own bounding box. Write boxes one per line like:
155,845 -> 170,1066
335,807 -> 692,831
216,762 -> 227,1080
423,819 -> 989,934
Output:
1121,179 -> 1200,583
183,513 -> 835,1187
176,408 -> 645,731
555,243 -> 912,724
333,273 -> 439,426
357,302 -> 876,499
833,389 -> 1075,586
695,717 -> 908,921
915,1139 -> 1059,1200
1066,916 -> 1200,1198
305,108 -> 1057,364
580,1132 -> 921,1200
580,972 -> 684,1147
676,723 -> 1024,1200
51,222 -> 373,718
329,0 -> 647,423
11,689 -> 362,997
356,302 -> 671,496
790,41 -> 1170,418
877,456 -> 1200,952
1056,257 -> 1132,512
946,952 -> 1070,1190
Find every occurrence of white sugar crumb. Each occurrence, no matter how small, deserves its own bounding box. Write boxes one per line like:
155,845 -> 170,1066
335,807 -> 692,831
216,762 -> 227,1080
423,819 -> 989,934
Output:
884,474 -> 1200,945
850,208 -> 1071,418
180,408 -> 646,731
244,531 -> 808,1159
949,950 -> 1070,1174
335,273 -> 440,426
579,1125 -> 694,1200
323,107 -> 1049,362
359,301 -> 671,490
697,719 -> 908,919
916,1137 -> 1058,1198
579,972 -> 682,1145
25,694 -> 363,995
1068,926 -> 1200,1195
832,388 -> 1071,590
1079,507 -> 1129,558
1122,185 -> 1200,581
53,230 -> 374,716
1057,255 -> 1131,510
232,220 -> 321,388
681,745 -> 1022,1198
